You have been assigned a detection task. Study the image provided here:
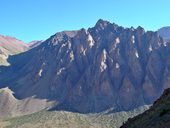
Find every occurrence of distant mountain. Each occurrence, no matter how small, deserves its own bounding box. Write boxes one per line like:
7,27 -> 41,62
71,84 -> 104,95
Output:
0,35 -> 28,65
28,40 -> 43,49
121,88 -> 170,128
0,19 -> 170,124
158,27 -> 170,41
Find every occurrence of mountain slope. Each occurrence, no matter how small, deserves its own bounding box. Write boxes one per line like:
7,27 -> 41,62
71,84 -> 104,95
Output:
0,87 -> 54,119
0,19 -> 170,116
120,88 -> 170,128
0,35 -> 28,65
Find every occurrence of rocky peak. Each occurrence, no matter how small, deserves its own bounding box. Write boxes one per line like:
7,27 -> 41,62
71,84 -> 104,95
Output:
46,30 -> 78,47
95,19 -> 111,26
94,19 -> 114,31
136,26 -> 145,32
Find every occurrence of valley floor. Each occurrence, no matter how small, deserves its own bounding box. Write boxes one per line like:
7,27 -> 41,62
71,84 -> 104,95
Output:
0,106 -> 149,128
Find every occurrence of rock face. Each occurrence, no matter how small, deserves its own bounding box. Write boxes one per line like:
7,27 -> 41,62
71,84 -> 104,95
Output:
158,27 -> 170,41
0,19 -> 170,114
0,35 -> 28,66
120,88 -> 170,128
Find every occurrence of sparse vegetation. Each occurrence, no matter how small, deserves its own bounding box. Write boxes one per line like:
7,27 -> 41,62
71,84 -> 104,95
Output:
0,106 -> 148,128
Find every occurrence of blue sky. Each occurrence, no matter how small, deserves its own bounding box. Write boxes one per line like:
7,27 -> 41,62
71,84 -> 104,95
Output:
0,0 -> 170,43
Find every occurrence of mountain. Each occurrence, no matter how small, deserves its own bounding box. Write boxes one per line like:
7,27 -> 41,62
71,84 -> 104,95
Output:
0,35 -> 28,65
0,19 -> 170,117
120,88 -> 170,128
158,27 -> 170,41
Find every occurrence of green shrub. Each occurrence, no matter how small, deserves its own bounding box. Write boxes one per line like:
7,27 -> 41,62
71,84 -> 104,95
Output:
159,109 -> 170,117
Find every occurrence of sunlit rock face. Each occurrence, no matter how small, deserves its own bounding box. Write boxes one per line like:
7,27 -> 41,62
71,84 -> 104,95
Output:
1,19 -> 170,113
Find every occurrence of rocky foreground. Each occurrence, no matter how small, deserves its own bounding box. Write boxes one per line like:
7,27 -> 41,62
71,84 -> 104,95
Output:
121,88 -> 170,128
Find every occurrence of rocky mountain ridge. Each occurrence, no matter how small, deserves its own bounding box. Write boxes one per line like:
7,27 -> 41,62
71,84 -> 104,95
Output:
0,19 -> 170,116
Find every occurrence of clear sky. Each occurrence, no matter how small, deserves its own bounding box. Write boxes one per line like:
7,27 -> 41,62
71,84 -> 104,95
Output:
0,0 -> 170,43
